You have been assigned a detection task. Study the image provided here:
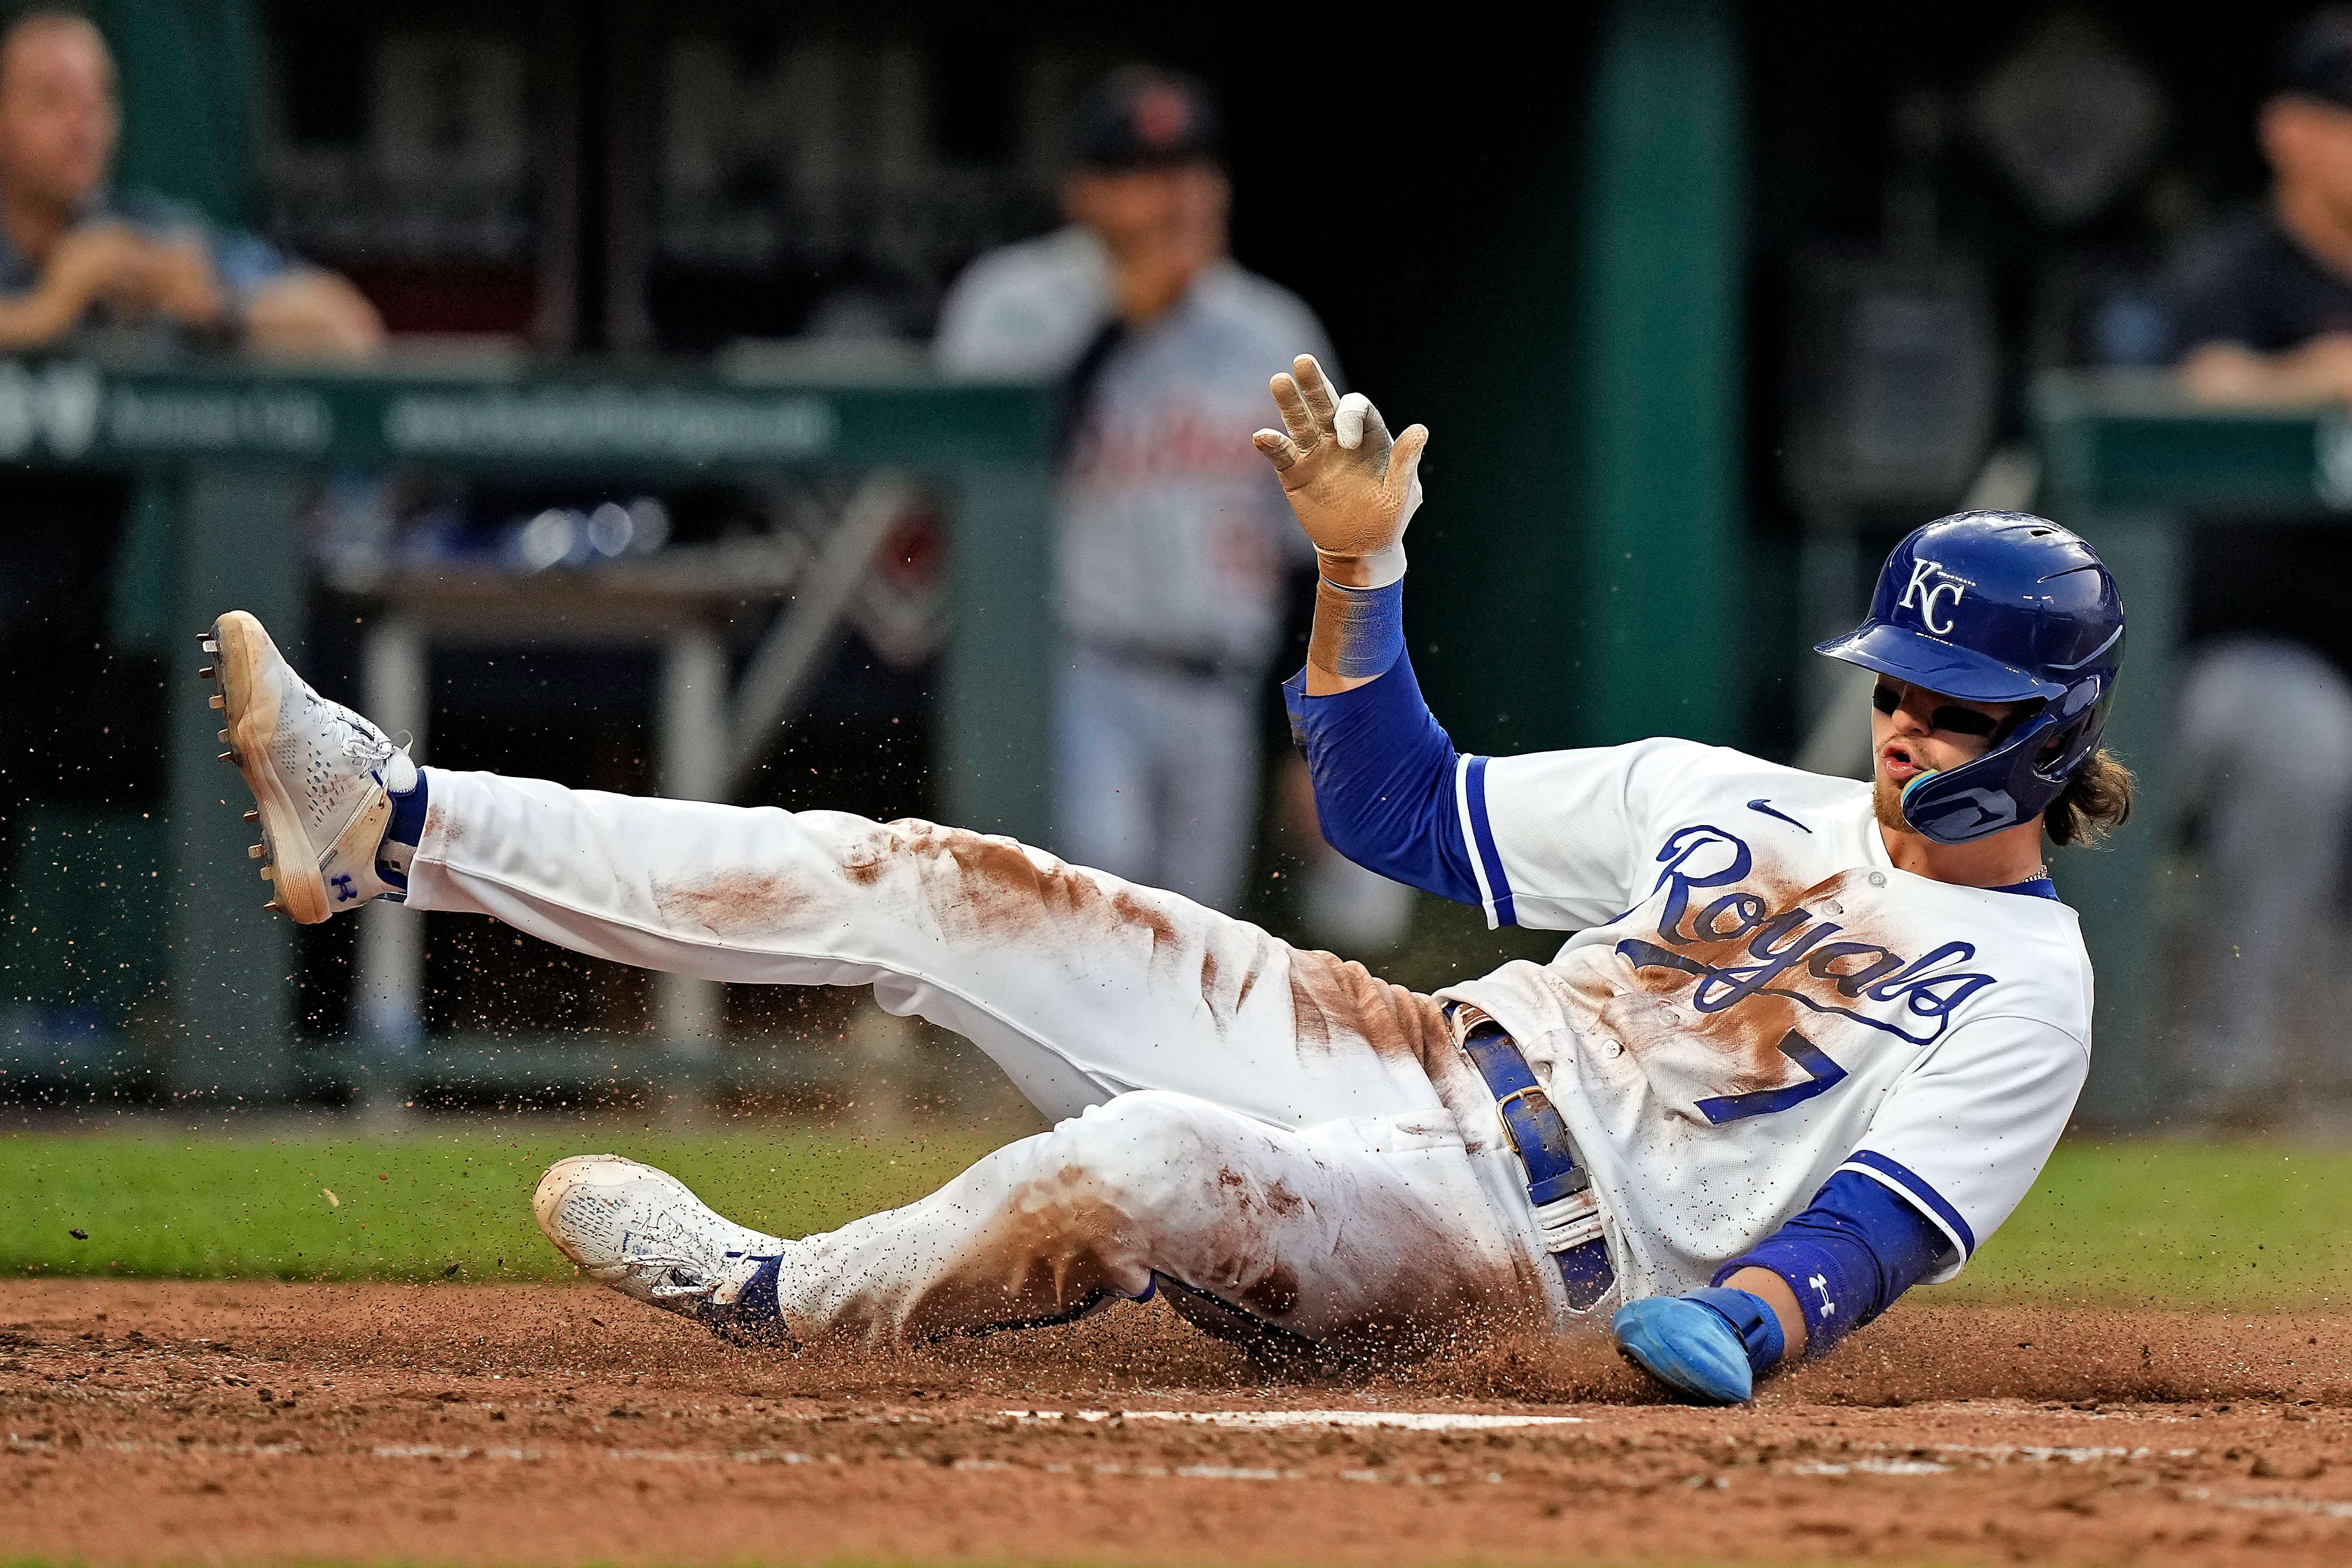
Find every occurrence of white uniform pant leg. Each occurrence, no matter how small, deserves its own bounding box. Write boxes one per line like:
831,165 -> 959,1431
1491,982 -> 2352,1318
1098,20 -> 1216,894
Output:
771,1089 -> 1542,1350
404,768 -> 1562,1344
405,768 -> 1443,1128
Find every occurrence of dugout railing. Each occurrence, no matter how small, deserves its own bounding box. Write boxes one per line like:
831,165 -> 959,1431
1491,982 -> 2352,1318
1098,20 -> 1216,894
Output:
0,354 -> 1052,1107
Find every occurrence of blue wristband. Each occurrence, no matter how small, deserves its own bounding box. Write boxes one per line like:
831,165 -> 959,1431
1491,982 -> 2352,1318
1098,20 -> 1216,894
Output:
1320,578 -> 1406,680
1684,1286 -> 1786,1375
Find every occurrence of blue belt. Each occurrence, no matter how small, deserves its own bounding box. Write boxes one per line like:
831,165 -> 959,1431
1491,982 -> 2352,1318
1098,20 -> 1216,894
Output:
1454,1011 -> 1615,1311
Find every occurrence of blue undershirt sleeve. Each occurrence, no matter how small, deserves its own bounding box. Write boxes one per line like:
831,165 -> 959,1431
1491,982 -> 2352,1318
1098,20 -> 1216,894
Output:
1711,1168 -> 1951,1359
1280,646 -> 1480,906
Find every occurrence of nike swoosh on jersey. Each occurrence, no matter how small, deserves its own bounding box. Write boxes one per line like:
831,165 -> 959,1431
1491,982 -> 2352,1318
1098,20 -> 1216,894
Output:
1745,799 -> 1812,833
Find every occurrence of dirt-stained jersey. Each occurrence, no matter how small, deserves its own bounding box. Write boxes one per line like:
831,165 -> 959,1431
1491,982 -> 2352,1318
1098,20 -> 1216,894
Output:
1434,738 -> 2092,1303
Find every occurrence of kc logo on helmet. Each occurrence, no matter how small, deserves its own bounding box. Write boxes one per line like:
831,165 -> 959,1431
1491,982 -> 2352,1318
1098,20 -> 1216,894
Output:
1898,558 -> 1968,634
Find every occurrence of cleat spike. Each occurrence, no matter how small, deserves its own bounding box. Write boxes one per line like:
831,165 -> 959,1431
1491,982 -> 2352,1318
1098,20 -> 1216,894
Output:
260,865 -> 274,881
201,638 -> 218,653
198,666 -> 214,679
218,750 -> 234,762
248,843 -> 266,860
209,694 -> 224,710
218,728 -> 229,743
243,809 -> 257,823
263,899 -> 279,912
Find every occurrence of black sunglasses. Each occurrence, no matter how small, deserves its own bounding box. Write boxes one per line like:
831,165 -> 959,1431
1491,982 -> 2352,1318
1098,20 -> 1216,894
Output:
1872,682 -> 2001,738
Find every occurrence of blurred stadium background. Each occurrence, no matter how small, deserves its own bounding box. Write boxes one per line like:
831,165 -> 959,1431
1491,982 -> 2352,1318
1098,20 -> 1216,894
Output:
2,0 -> 2349,1155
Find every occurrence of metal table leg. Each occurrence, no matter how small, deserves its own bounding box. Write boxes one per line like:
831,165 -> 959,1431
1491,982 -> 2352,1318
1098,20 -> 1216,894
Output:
356,617 -> 429,1104
655,625 -> 727,1050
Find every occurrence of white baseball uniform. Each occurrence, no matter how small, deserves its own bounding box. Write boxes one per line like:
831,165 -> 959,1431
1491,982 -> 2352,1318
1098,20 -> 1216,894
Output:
398,681 -> 2088,1346
1434,738 -> 2092,1303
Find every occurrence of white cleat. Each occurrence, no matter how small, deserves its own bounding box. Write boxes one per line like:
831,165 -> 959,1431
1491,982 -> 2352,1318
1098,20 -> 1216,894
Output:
203,610 -> 408,924
534,1154 -> 790,1343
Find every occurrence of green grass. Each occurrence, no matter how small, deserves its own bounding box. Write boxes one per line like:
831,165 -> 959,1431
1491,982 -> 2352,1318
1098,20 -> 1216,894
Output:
1949,1138 -> 2352,1306
5,1125 -> 2351,1307
0,1121 -> 1009,1282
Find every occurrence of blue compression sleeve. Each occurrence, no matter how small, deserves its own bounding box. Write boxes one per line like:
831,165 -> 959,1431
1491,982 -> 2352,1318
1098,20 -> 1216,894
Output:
1712,1169 -> 1949,1359
1317,579 -> 1408,680
1281,646 -> 1480,905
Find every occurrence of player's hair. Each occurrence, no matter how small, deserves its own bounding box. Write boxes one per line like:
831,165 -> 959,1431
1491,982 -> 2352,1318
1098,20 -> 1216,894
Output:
2043,747 -> 2132,848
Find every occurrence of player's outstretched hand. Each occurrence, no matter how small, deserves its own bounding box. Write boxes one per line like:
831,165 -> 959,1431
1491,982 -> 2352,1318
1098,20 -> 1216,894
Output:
1252,353 -> 1427,587
1611,1296 -> 1756,1405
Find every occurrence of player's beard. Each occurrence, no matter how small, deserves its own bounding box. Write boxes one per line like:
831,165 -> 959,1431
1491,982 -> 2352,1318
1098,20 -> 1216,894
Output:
1872,771 -> 1914,836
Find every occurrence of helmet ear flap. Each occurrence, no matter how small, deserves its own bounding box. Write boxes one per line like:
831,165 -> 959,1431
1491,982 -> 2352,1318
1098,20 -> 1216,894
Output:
2038,673 -> 2115,784
1899,679 -> 2115,844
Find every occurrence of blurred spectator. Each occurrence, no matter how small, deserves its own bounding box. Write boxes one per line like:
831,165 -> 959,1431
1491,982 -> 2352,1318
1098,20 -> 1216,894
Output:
2172,8 -> 2352,403
0,9 -> 381,359
2171,641 -> 2352,1120
2163,9 -> 2352,1121
937,65 -> 1401,930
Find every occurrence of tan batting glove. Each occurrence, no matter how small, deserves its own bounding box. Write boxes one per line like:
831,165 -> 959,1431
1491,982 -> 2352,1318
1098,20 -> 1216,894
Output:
1251,353 -> 1428,588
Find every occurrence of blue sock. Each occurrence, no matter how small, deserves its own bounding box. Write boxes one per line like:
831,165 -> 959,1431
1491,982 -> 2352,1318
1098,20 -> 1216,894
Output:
378,769 -> 429,891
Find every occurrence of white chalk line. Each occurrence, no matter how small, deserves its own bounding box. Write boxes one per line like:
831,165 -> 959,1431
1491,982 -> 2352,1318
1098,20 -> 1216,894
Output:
8,1434 -> 302,1457
363,1444 -> 1504,1486
1786,1442 -> 2203,1478
1002,1408 -> 1583,1431
979,1459 -> 1502,1485
2181,1486 -> 2352,1522
1792,1459 -> 1952,1477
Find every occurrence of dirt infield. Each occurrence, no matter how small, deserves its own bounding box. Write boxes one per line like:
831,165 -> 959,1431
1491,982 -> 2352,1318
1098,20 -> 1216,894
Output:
4,1281 -> 2352,1566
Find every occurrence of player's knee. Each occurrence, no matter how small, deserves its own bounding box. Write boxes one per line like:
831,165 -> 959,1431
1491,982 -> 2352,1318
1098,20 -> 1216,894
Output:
1016,1091 -> 1226,1232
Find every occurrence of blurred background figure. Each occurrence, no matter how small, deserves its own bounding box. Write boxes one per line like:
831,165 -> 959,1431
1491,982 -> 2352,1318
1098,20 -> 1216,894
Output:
936,64 -> 1405,936
2173,7 -> 2352,404
2169,641 -> 2352,1121
2162,9 -> 2352,1121
0,7 -> 381,358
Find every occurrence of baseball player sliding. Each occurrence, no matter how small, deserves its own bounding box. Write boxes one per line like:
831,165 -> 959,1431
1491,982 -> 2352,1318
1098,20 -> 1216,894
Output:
201,356 -> 2125,1403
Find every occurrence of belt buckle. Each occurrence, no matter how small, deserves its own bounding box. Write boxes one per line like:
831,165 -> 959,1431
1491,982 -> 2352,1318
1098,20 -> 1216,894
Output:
1492,1084 -> 1548,1175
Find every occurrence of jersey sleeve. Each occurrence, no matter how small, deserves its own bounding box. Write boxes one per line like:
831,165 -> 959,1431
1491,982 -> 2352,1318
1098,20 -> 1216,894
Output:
1712,1168 -> 1949,1358
1282,649 -> 1481,905
933,237 -> 1107,379
1834,1012 -> 2090,1283
1462,738 -> 1714,930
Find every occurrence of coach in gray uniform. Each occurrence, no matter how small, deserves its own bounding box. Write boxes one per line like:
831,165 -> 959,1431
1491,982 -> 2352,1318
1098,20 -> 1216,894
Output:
935,68 -> 1333,912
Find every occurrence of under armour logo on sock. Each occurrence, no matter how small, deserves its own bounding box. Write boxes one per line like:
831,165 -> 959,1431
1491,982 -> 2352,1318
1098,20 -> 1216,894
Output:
331,873 -> 356,902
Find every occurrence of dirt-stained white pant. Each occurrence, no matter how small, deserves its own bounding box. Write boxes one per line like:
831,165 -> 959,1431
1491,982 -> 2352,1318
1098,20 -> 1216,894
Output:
406,769 -> 1564,1353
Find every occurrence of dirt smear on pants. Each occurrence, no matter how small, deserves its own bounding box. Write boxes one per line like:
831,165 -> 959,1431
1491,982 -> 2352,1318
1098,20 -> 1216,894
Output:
5,1280 -> 2352,1566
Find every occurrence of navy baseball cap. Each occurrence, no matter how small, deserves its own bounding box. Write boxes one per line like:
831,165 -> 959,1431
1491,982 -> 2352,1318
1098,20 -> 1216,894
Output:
2279,8 -> 2352,110
1066,66 -> 1221,172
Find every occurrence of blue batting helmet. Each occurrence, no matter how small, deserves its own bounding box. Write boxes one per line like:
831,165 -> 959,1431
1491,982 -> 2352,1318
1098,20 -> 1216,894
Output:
1815,511 -> 2125,845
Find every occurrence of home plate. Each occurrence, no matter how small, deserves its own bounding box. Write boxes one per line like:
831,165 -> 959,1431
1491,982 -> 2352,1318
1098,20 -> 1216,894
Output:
1004,1410 -> 1584,1430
